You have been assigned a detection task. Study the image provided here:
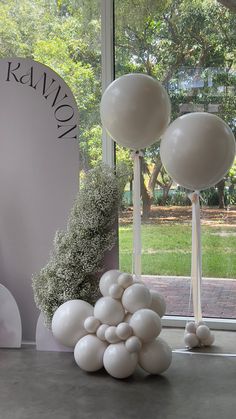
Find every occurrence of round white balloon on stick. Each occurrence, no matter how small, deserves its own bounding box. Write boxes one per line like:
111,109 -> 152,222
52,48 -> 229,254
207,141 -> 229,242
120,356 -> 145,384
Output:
100,74 -> 171,279
51,300 -> 93,348
100,73 -> 171,150
160,112 -> 235,191
160,112 -> 235,342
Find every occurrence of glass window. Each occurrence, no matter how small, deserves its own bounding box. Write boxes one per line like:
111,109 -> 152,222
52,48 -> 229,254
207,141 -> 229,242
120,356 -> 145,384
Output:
115,0 -> 236,320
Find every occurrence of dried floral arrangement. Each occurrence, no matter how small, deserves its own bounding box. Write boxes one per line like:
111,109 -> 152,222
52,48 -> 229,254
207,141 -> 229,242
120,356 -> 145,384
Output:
32,164 -> 122,325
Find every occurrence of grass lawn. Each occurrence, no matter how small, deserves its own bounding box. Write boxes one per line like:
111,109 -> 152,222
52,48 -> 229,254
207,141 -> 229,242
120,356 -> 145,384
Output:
119,224 -> 236,278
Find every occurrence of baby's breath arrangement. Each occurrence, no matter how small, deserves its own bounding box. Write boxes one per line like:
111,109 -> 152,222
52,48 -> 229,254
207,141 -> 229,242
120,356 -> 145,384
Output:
32,164 -> 121,325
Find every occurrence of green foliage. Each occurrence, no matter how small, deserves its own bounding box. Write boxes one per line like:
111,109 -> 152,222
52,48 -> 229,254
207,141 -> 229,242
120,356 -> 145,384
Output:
0,0 -> 102,170
229,158 -> 236,185
32,165 -> 121,325
116,0 -> 236,205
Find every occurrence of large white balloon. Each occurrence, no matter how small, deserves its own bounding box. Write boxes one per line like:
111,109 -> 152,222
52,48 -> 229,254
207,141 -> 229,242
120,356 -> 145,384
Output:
94,296 -> 125,326
160,112 -> 235,191
129,309 -> 161,342
138,337 -> 172,374
74,335 -> 108,372
103,342 -> 138,379
99,270 -> 121,296
149,290 -> 166,318
51,300 -> 93,348
100,74 -> 171,150
122,283 -> 151,314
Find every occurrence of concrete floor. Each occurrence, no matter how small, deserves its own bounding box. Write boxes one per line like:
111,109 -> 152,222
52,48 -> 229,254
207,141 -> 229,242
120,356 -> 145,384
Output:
0,329 -> 235,419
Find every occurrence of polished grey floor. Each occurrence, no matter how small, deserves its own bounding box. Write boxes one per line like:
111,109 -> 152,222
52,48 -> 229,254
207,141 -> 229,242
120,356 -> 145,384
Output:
0,329 -> 235,419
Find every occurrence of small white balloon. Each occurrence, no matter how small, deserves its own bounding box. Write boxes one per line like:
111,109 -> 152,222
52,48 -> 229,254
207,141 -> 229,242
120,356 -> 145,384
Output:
51,300 -> 93,348
139,337 -> 172,375
84,316 -> 101,334
94,296 -> 125,326
149,290 -> 166,318
117,273 -> 133,289
105,326 -> 121,344
160,112 -> 235,191
129,309 -> 162,342
100,73 -> 171,150
109,284 -> 124,299
74,334 -> 107,372
196,325 -> 211,341
96,324 -> 109,341
103,342 -> 138,379
125,336 -> 142,353
99,270 -> 121,296
202,332 -> 215,347
122,283 -> 151,314
116,322 -> 133,340
185,322 -> 197,334
184,333 -> 200,349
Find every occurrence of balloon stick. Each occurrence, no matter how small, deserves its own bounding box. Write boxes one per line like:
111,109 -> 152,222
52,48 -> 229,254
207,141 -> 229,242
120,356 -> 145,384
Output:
132,151 -> 142,279
189,191 -> 202,323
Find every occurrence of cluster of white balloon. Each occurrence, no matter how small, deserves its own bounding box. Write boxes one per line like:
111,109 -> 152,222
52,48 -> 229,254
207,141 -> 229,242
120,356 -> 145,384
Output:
184,321 -> 215,349
100,73 -> 235,349
52,270 -> 172,379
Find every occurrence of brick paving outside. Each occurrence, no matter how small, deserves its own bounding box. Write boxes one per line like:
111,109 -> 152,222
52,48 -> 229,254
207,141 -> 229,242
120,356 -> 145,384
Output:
143,275 -> 236,319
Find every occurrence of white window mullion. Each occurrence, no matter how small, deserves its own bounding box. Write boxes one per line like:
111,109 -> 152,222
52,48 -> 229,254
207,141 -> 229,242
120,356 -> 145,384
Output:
101,0 -> 115,167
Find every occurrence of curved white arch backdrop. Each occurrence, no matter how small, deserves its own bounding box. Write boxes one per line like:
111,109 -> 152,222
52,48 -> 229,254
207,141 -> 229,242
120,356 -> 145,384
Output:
0,58 -> 79,341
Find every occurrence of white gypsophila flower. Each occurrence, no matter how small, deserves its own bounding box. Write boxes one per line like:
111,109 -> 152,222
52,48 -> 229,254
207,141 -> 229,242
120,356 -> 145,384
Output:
32,164 -> 121,325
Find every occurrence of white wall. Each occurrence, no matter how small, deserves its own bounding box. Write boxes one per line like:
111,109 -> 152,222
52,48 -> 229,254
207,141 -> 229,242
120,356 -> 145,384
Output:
0,59 -> 79,341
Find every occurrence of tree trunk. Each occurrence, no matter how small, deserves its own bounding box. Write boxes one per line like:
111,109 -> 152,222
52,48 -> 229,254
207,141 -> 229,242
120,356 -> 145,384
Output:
216,179 -> 225,209
141,174 -> 151,219
162,182 -> 173,205
217,0 -> 236,12
129,179 -> 133,206
147,155 -> 162,198
140,157 -> 151,220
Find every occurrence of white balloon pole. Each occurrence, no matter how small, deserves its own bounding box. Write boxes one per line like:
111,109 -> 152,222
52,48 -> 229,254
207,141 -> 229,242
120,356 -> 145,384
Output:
189,191 -> 202,323
132,151 -> 142,279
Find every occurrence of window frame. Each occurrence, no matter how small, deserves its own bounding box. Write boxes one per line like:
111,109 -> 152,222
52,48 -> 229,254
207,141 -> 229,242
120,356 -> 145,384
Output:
101,0 -> 236,330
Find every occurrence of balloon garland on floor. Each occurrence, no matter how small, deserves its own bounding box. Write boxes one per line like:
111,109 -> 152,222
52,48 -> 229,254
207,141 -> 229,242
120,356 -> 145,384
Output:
100,73 -> 171,278
52,270 -> 172,379
160,112 -> 235,349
